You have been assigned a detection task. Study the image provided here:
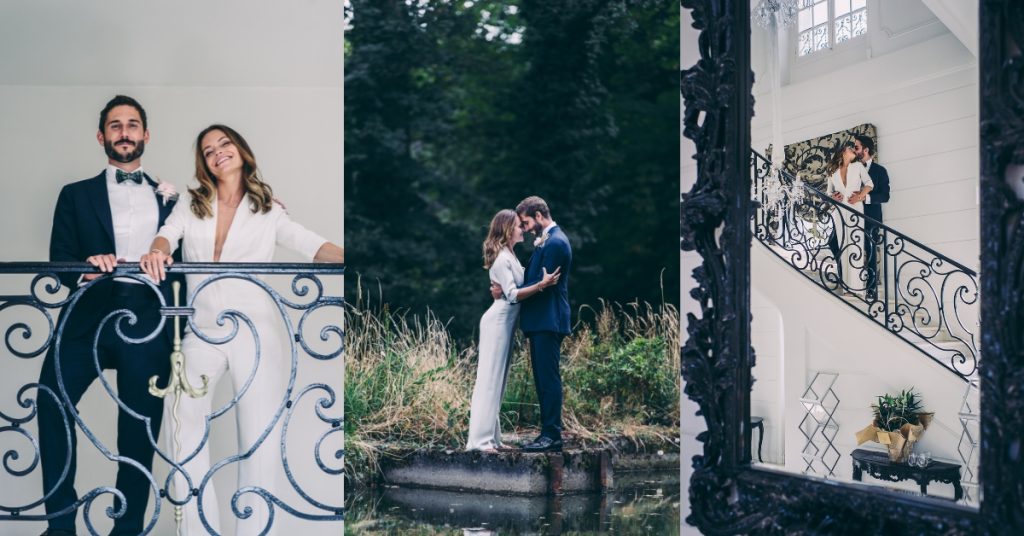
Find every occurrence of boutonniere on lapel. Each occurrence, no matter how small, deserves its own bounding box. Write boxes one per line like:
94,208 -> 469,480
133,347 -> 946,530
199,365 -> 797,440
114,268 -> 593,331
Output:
154,181 -> 179,206
533,233 -> 548,248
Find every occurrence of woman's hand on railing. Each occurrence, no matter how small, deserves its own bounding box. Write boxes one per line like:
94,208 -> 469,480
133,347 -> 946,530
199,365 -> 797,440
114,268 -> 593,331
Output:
140,249 -> 173,282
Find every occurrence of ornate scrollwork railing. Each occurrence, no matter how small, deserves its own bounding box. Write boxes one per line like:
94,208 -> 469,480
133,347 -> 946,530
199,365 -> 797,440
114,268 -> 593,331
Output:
0,262 -> 344,535
751,149 -> 979,379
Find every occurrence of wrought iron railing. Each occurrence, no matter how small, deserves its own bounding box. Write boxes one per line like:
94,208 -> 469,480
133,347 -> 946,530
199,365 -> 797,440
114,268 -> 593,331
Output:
0,262 -> 344,535
750,150 -> 979,379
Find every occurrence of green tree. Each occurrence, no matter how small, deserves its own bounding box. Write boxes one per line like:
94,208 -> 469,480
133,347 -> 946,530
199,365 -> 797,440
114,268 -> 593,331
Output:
345,0 -> 679,339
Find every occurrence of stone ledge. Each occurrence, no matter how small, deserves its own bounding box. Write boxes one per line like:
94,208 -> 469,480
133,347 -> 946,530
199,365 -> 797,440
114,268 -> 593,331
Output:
377,446 -> 679,495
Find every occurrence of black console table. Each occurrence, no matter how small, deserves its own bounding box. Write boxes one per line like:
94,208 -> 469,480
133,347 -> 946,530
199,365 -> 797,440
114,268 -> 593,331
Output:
850,448 -> 963,501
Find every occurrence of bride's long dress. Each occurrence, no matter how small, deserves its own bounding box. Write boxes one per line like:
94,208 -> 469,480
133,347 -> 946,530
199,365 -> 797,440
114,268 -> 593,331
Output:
466,248 -> 524,450
827,162 -> 874,293
156,193 -> 328,535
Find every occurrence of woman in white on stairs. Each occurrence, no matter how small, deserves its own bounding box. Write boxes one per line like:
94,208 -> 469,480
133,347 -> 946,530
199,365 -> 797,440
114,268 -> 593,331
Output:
139,124 -> 343,535
826,143 -> 873,295
466,209 -> 559,452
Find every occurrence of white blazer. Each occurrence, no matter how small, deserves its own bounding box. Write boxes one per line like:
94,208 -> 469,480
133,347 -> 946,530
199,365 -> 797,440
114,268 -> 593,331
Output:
826,162 -> 873,208
156,192 -> 328,327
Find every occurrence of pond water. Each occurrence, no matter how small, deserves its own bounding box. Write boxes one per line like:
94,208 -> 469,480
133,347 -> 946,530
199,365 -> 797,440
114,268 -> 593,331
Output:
344,471 -> 680,535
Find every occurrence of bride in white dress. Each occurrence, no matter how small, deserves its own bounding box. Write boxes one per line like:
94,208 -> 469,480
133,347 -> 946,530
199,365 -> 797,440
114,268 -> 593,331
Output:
826,143 -> 874,294
466,209 -> 559,452
139,124 -> 343,535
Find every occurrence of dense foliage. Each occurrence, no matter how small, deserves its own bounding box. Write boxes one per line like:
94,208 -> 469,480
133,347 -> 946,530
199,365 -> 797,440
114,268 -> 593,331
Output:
344,0 -> 679,339
344,295 -> 680,483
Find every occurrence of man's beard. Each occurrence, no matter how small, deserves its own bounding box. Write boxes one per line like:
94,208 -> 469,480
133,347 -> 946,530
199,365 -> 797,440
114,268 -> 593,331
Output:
104,139 -> 145,163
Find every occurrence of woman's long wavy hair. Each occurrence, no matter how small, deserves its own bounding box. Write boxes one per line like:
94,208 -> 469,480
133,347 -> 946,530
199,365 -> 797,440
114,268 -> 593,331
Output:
826,142 -> 855,175
482,209 -> 518,269
189,124 -> 275,219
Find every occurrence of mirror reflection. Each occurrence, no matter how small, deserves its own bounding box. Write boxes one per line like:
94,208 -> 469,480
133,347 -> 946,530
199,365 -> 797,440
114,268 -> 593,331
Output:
748,0 -> 980,506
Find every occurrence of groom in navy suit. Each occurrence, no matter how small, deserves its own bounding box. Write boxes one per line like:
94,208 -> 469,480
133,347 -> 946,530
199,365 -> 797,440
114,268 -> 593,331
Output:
512,196 -> 572,452
854,134 -> 890,301
37,95 -> 182,536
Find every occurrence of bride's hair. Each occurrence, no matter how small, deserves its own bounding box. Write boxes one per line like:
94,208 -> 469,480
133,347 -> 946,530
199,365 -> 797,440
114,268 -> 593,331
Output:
483,209 -> 518,269
826,142 -> 854,175
189,124 -> 275,219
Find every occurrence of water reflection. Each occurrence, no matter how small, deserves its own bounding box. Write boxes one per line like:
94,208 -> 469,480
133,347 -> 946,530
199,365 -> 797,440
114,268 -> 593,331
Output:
345,471 -> 680,535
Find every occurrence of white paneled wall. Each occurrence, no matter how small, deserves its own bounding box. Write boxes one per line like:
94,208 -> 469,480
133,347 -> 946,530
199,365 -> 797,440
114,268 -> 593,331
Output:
680,6 -> 703,534
751,292 -> 785,465
752,245 -> 968,501
753,16 -> 979,271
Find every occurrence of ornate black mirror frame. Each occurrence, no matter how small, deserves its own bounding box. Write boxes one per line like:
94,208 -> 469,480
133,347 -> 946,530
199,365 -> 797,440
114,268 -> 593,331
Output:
680,0 -> 1023,533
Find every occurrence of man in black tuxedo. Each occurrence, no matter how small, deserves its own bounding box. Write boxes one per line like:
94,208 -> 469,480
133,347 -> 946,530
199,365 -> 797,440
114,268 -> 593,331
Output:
854,134 -> 890,301
37,95 -> 182,536
492,196 -> 572,453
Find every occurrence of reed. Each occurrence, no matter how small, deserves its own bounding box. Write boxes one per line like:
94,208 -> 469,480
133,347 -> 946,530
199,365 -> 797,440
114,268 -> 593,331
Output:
344,278 -> 680,482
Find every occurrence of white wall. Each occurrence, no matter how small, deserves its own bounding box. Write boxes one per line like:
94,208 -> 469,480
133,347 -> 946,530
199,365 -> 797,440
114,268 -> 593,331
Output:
752,1 -> 980,271
752,245 -> 970,501
0,2 -> 343,534
751,291 -> 785,465
679,7 -> 704,534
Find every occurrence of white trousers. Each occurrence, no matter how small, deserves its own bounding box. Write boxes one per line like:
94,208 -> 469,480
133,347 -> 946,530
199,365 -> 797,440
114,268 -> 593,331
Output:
163,304 -> 289,536
466,300 -> 518,450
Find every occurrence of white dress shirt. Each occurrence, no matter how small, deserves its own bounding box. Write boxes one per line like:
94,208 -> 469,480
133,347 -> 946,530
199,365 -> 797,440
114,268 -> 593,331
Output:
105,165 -> 159,285
106,165 -> 159,261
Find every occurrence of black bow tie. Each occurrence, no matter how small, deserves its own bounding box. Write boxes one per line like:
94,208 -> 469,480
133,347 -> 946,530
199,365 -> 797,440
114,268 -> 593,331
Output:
115,169 -> 144,185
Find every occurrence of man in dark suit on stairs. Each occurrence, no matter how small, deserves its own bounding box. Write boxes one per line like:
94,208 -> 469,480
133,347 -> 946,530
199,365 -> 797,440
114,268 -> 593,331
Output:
854,134 -> 890,302
37,95 -> 182,536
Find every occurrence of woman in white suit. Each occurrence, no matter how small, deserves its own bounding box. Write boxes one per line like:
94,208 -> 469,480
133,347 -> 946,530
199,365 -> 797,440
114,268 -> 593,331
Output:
140,124 -> 343,535
466,209 -> 558,452
826,143 -> 873,294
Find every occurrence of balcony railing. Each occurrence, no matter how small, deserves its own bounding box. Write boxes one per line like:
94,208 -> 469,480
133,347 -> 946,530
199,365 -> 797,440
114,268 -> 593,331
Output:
0,262 -> 344,535
751,150 -> 979,380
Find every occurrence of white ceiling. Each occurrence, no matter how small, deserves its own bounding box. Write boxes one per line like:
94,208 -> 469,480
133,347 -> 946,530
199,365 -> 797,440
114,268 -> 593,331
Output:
0,0 -> 343,87
921,0 -> 978,57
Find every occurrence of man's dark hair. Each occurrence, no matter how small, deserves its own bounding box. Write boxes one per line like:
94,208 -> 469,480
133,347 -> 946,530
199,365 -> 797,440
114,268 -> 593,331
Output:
515,195 -> 550,218
854,134 -> 875,157
98,95 -> 148,131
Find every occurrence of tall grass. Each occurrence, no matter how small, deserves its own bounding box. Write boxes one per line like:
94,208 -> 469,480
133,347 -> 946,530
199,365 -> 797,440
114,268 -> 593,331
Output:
344,278 -> 680,481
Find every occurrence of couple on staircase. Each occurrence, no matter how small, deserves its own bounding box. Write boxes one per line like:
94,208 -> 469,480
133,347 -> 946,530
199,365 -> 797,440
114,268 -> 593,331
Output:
826,134 -> 891,302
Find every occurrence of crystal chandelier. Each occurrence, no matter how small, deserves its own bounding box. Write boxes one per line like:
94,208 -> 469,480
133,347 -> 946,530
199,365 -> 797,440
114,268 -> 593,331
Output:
752,0 -> 801,30
754,168 -> 806,218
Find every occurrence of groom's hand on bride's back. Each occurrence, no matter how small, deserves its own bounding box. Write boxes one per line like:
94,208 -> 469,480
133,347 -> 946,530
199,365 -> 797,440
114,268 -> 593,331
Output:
490,281 -> 502,300
541,266 -> 561,288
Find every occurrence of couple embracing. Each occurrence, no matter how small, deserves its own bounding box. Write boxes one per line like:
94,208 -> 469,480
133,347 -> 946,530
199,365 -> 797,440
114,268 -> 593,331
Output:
466,196 -> 572,454
38,95 -> 343,536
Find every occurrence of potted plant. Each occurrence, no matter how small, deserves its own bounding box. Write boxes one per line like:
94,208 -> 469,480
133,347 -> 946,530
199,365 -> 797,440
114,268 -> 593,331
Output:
855,388 -> 933,463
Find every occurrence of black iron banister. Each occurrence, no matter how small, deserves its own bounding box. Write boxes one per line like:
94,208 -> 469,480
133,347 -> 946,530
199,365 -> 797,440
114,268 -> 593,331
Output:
751,152 -> 976,276
0,262 -> 344,533
751,149 -> 979,380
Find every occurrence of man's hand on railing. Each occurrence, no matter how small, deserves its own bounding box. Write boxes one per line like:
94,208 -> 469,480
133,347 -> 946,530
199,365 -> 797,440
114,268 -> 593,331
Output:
83,254 -> 122,282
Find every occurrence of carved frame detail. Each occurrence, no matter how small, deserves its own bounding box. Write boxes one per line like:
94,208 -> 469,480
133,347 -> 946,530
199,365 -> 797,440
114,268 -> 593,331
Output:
680,0 -> 1022,533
